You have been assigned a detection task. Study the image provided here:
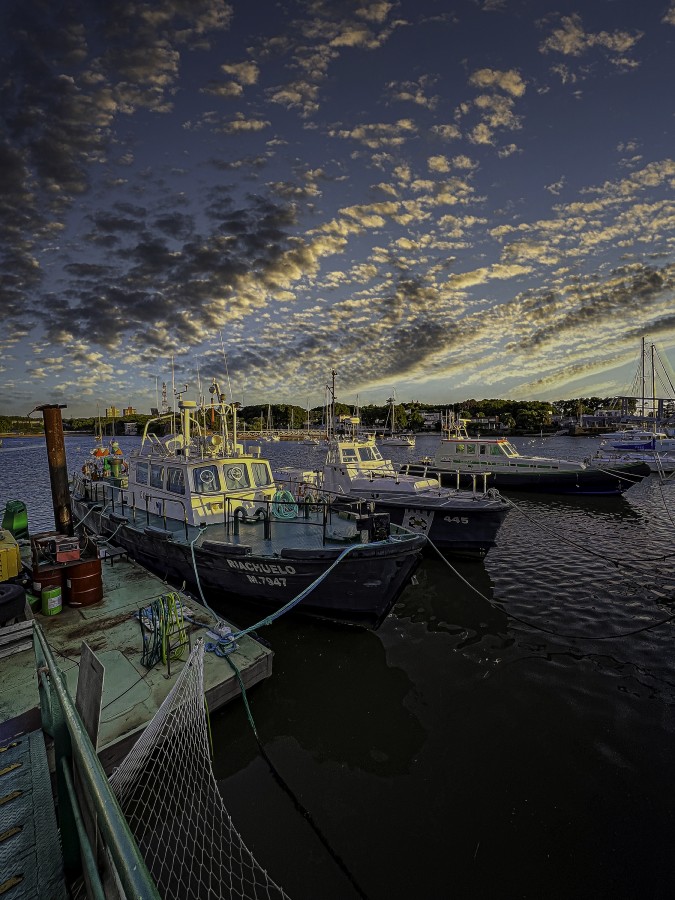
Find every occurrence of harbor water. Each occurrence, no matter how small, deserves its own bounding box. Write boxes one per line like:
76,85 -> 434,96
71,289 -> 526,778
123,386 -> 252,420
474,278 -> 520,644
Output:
2,433 -> 675,899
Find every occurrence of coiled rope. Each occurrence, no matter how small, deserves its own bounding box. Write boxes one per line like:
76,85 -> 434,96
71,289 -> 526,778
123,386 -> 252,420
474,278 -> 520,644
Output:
138,592 -> 189,668
271,489 -> 298,519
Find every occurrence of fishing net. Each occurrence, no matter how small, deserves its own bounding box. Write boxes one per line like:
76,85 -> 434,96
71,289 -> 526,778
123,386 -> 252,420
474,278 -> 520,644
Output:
109,640 -> 290,900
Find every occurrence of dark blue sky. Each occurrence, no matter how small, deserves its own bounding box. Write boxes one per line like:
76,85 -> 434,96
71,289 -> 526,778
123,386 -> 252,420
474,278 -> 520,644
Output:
1,0 -> 674,415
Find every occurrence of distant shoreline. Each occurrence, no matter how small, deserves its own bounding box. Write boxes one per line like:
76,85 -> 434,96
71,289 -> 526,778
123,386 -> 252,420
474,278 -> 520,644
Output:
0,432 -> 95,439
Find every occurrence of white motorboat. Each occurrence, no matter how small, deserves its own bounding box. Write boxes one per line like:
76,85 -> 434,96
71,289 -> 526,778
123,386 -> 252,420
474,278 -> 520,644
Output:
401,416 -> 650,496
274,430 -> 510,556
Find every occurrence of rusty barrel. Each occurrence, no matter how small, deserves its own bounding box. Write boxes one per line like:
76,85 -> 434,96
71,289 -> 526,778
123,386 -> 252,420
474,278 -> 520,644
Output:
65,557 -> 103,607
32,564 -> 64,599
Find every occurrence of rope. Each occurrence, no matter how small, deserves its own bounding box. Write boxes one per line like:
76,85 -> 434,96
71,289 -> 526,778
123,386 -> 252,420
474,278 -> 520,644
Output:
403,510 -> 675,643
271,489 -> 298,519
501,495 -> 675,568
138,593 -> 189,668
224,654 -> 371,900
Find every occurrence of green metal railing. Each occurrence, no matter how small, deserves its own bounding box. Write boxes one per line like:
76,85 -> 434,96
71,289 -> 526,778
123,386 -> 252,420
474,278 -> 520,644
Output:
33,620 -> 161,899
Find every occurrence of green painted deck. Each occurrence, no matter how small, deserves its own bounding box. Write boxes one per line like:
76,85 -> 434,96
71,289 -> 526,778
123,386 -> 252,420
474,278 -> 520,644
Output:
1,550 -> 274,773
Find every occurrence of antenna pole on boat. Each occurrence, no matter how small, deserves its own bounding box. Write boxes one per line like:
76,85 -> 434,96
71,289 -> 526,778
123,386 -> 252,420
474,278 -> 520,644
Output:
328,369 -> 337,440
34,403 -> 74,536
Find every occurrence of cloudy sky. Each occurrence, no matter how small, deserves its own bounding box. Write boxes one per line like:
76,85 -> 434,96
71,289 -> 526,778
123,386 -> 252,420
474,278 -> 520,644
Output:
1,0 -> 674,416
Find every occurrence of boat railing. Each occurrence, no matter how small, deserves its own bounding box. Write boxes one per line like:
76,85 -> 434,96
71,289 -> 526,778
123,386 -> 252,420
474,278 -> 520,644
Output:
74,474 -> 193,540
75,472 -> 378,546
33,619 -> 160,898
401,464 -> 492,495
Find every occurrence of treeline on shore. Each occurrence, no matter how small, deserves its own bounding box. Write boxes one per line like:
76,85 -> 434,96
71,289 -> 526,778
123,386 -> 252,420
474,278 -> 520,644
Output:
0,396 -> 631,436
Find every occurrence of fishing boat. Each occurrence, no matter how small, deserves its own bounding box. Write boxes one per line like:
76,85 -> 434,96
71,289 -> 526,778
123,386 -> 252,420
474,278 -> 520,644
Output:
274,429 -> 510,557
401,416 -> 650,496
70,383 -> 425,629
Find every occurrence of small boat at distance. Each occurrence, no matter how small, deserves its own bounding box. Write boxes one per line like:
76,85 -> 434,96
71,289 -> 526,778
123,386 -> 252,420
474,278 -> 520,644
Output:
71,383 -> 425,629
378,395 -> 416,448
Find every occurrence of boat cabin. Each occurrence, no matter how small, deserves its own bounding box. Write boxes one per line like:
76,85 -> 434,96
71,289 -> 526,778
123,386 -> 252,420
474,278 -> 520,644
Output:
322,438 -> 441,497
126,454 -> 277,527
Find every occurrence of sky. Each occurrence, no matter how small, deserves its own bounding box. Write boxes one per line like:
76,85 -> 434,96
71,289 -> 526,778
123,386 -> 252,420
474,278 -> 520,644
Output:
1,0 -> 674,417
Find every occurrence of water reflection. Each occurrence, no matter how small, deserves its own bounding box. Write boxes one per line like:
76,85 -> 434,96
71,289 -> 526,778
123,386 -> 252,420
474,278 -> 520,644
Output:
392,556 -> 510,648
210,614 -> 427,780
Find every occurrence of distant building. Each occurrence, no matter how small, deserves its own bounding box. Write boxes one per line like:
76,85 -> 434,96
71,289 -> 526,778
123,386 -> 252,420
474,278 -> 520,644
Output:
105,406 -> 120,418
124,422 -> 138,435
421,411 -> 441,428
123,406 -> 137,416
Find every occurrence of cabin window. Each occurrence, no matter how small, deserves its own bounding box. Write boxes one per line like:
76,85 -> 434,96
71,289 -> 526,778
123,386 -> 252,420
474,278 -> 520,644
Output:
455,443 -> 465,453
479,445 -> 487,455
150,464 -> 164,489
223,464 -> 251,491
466,444 -> 477,455
166,467 -> 185,495
252,462 -> 273,487
192,464 -> 221,493
490,445 -> 502,456
358,446 -> 378,462
136,462 -> 149,485
341,448 -> 358,461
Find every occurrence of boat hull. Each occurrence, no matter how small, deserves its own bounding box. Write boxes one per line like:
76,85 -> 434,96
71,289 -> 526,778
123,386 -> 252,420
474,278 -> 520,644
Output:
404,462 -> 651,496
346,498 -> 509,556
71,498 -> 424,629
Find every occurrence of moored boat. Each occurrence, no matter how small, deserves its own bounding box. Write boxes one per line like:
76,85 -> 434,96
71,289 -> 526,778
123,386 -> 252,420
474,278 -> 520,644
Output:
71,384 -> 425,628
401,417 -> 650,496
274,430 -> 510,557
607,431 -> 675,452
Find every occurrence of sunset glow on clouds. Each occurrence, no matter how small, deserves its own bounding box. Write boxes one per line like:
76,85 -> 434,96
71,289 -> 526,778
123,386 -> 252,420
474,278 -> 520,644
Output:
1,0 -> 674,413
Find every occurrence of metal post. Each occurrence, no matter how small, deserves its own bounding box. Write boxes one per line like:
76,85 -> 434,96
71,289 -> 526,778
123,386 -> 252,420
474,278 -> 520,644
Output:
36,404 -> 74,536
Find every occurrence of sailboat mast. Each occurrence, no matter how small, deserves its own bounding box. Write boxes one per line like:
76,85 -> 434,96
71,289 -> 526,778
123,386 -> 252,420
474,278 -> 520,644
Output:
651,341 -> 656,425
329,369 -> 337,440
641,336 -> 646,421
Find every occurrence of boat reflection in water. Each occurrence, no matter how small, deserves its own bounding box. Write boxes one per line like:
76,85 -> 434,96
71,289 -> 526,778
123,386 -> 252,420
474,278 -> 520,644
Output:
391,555 -> 509,649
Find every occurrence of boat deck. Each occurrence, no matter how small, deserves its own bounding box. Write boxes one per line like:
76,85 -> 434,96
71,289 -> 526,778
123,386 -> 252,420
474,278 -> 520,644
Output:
96,496 -> 378,555
1,550 -> 274,772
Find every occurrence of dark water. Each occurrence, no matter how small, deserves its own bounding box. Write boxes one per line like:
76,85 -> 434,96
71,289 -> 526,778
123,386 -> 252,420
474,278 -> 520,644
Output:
3,433 -> 675,899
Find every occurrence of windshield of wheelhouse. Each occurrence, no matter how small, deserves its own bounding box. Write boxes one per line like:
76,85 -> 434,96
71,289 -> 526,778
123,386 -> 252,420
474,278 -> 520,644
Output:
192,464 -> 222,493
222,463 -> 251,491
500,440 -> 519,457
251,462 -> 274,487
358,446 -> 382,462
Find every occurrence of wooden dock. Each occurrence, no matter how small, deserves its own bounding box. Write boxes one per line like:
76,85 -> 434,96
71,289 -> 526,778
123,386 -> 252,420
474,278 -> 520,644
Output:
0,550 -> 274,773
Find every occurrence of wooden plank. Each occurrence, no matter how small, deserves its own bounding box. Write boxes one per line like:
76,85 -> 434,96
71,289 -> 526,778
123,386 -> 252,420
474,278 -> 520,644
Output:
76,642 -> 105,749
0,621 -> 33,643
0,641 -> 33,660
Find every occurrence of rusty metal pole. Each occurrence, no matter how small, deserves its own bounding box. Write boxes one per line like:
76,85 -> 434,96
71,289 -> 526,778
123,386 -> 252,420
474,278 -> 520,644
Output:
37,404 -> 74,536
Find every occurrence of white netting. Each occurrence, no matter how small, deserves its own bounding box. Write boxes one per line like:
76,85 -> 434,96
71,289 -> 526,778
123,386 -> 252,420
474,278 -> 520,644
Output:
109,640 -> 291,900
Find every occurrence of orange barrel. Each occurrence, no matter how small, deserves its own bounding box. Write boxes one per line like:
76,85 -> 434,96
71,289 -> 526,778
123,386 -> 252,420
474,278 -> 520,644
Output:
65,558 -> 103,607
32,564 -> 64,600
